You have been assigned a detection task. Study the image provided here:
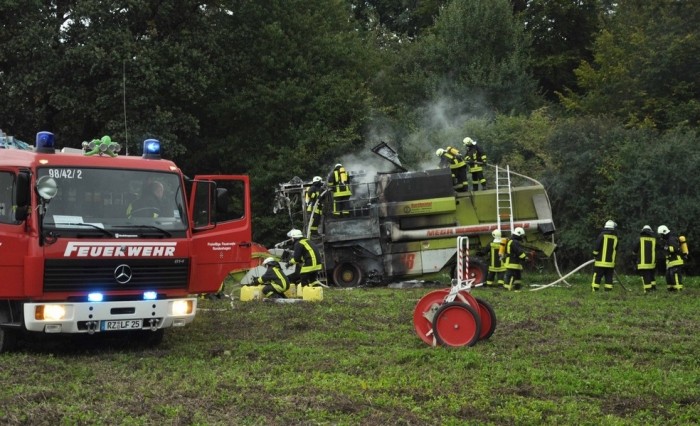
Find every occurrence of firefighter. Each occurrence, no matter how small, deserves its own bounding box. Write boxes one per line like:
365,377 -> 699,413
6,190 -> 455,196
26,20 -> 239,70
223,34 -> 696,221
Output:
127,180 -> 166,218
462,137 -> 487,190
503,227 -> 527,291
327,163 -> 352,216
305,176 -> 325,234
657,225 -> 687,292
254,257 -> 290,299
288,228 -> 323,288
591,220 -> 618,292
435,148 -> 468,192
484,229 -> 505,287
634,225 -> 657,292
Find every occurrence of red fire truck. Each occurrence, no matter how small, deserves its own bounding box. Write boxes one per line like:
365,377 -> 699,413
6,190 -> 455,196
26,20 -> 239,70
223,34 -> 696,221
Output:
0,132 -> 252,351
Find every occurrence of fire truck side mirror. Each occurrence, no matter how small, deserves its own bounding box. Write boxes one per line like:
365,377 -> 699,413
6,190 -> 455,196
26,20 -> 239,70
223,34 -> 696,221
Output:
36,176 -> 58,201
14,171 -> 31,221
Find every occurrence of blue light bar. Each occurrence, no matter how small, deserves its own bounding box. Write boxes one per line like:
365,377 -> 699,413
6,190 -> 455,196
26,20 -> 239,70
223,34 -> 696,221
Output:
142,139 -> 161,159
88,292 -> 104,302
35,131 -> 56,153
143,291 -> 157,300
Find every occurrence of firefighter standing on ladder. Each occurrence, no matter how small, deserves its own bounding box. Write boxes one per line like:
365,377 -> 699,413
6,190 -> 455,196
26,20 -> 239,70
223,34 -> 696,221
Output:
591,220 -> 618,292
305,176 -> 324,234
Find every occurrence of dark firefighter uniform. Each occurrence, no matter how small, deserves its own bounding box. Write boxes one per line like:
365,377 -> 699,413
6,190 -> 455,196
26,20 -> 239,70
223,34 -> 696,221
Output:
437,148 -> 468,192
290,235 -> 323,287
305,178 -> 324,234
464,140 -> 487,190
635,225 -> 657,292
256,260 -> 290,298
503,228 -> 527,291
327,164 -> 352,216
658,225 -> 687,292
591,221 -> 618,292
485,234 -> 505,287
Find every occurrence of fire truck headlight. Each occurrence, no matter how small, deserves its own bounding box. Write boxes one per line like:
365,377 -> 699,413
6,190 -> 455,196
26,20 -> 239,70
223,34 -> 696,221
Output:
171,300 -> 193,316
36,304 -> 67,321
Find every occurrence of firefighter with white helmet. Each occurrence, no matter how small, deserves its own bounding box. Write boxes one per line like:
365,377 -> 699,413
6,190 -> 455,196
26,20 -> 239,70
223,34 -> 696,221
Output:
591,220 -> 618,292
634,225 -> 657,292
503,227 -> 527,291
484,229 -> 505,287
288,228 -> 324,288
436,146 -> 468,192
327,164 -> 352,216
462,136 -> 487,190
305,176 -> 325,234
657,225 -> 687,291
254,257 -> 290,299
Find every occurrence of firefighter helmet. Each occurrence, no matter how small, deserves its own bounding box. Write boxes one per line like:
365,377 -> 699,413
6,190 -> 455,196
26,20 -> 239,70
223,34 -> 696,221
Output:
262,257 -> 277,267
289,229 -> 304,239
312,176 -> 322,183
657,225 -> 670,235
491,229 -> 502,239
642,225 -> 652,232
287,228 -> 301,238
604,220 -> 617,230
435,148 -> 445,157
513,227 -> 525,237
335,163 -> 342,168
463,137 -> 475,146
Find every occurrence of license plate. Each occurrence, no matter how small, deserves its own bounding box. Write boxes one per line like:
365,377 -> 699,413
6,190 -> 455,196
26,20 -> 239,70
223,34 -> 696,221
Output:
101,320 -> 143,331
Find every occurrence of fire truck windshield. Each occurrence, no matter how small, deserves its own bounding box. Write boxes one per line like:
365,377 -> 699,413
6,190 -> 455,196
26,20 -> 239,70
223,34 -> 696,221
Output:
37,168 -> 187,233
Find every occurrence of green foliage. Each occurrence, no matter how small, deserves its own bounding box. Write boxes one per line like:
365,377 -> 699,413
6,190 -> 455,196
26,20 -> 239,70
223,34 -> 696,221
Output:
543,117 -> 700,272
416,0 -> 539,114
2,280 -> 699,424
560,0 -> 700,130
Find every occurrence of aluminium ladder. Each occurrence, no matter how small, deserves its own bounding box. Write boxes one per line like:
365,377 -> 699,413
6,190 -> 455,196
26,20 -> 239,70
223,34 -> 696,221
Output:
495,165 -> 514,235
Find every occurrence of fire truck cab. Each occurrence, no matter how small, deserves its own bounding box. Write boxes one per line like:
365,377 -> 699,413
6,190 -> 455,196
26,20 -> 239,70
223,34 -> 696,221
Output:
0,132 -> 252,352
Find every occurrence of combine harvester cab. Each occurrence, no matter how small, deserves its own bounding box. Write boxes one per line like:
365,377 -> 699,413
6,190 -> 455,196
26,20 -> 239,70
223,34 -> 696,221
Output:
275,143 -> 556,287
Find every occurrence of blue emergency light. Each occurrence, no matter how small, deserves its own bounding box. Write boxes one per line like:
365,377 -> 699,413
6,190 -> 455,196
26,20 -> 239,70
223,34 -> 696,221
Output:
88,292 -> 104,302
142,139 -> 161,159
35,131 -> 56,153
143,291 -> 157,300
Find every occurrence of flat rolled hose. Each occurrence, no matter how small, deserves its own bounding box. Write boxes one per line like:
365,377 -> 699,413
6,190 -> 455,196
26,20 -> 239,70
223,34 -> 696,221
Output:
529,259 -> 594,291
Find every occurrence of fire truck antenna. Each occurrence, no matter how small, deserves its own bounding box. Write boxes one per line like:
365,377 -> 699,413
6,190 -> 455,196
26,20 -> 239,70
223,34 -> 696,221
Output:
122,59 -> 129,156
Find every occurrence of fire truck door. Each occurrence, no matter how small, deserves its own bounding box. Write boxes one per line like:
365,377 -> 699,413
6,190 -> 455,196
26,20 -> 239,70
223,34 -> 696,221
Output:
189,175 -> 252,294
0,169 -> 29,297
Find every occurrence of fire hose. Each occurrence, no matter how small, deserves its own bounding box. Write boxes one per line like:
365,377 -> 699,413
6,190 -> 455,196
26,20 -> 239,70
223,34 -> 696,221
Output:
529,259 -> 594,291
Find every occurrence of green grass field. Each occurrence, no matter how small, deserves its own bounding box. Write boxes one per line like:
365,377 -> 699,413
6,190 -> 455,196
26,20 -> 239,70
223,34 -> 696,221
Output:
1,273 -> 698,425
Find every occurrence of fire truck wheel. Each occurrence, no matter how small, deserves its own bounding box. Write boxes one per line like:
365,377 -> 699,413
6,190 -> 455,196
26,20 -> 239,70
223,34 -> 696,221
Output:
452,258 -> 487,285
332,262 -> 365,287
432,302 -> 481,347
474,297 -> 497,341
0,327 -> 19,353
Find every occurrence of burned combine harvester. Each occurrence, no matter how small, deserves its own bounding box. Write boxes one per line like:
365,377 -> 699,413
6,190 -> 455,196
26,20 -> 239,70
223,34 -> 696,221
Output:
274,143 -> 556,287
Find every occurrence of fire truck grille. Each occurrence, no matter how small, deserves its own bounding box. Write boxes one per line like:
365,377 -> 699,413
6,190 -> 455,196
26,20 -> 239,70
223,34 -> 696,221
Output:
43,259 -> 189,292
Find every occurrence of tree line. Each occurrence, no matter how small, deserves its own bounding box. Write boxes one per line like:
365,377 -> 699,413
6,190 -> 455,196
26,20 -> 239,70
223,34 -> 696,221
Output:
1,0 -> 698,272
